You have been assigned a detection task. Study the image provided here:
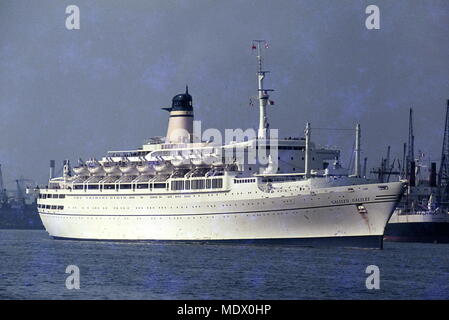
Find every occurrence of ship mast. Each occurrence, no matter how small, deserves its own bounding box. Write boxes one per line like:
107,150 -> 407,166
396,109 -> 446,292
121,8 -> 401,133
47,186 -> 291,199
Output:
354,123 -> 361,177
252,40 -> 273,139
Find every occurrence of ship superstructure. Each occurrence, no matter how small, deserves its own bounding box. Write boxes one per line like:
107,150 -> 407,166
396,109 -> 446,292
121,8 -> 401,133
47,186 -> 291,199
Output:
35,42 -> 405,248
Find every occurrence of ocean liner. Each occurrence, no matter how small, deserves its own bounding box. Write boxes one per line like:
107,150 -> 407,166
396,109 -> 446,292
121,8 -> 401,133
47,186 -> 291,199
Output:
34,41 -> 405,248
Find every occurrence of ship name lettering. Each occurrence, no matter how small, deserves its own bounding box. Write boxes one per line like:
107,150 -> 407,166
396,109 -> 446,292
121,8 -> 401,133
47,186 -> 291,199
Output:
351,197 -> 370,203
331,199 -> 350,204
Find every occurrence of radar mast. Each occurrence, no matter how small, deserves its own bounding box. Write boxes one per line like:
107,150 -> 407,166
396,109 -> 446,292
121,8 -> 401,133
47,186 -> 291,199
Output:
252,40 -> 274,139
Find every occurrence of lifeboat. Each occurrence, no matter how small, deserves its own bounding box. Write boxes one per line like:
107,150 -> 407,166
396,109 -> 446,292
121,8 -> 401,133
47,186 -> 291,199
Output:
86,160 -> 105,175
119,162 -> 138,175
154,161 -> 172,173
211,156 -> 224,167
103,163 -> 121,175
190,151 -> 212,167
170,156 -> 191,168
136,162 -> 155,175
72,165 -> 89,176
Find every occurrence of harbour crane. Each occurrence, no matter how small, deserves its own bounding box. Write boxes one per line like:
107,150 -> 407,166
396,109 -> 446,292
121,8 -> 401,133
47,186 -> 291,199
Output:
438,100 -> 449,207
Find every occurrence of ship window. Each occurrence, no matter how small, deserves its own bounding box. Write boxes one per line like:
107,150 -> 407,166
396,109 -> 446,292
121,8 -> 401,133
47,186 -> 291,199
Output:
74,185 -> 83,190
88,185 -> 99,190
154,183 -> 167,189
58,194 -> 65,199
185,181 -> 190,190
191,180 -> 205,190
120,184 -> 132,189
104,184 -> 115,190
212,178 -> 223,189
137,183 -> 149,189
51,205 -> 57,210
206,180 -> 211,188
378,185 -> 389,190
171,181 -> 184,191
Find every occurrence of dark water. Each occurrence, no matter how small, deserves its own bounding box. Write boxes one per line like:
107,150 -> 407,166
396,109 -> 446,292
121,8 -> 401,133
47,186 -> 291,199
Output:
1,230 -> 448,299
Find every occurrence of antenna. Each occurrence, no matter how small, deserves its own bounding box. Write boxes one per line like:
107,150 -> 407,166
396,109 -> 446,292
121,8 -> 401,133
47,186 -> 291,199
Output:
252,40 -> 274,139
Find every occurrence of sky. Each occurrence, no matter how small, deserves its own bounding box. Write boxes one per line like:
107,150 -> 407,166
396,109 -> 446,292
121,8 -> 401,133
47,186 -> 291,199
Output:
0,0 -> 448,187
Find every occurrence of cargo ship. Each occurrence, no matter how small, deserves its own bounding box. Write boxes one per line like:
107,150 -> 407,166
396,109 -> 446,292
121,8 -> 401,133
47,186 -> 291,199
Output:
384,105 -> 449,243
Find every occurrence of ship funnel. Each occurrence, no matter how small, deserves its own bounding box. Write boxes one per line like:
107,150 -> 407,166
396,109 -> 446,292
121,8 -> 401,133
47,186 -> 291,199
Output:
49,160 -> 55,180
163,87 -> 194,143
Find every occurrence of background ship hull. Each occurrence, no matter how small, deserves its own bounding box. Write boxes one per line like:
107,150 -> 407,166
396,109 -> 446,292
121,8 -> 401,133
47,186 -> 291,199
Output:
0,205 -> 43,229
384,222 -> 449,243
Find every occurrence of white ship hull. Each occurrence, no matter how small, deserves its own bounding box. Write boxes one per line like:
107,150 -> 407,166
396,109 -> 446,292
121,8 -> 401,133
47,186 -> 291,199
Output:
37,180 -> 404,248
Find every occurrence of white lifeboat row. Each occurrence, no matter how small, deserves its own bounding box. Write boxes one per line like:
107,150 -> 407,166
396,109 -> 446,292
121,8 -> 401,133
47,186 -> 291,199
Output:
71,156 -> 226,177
